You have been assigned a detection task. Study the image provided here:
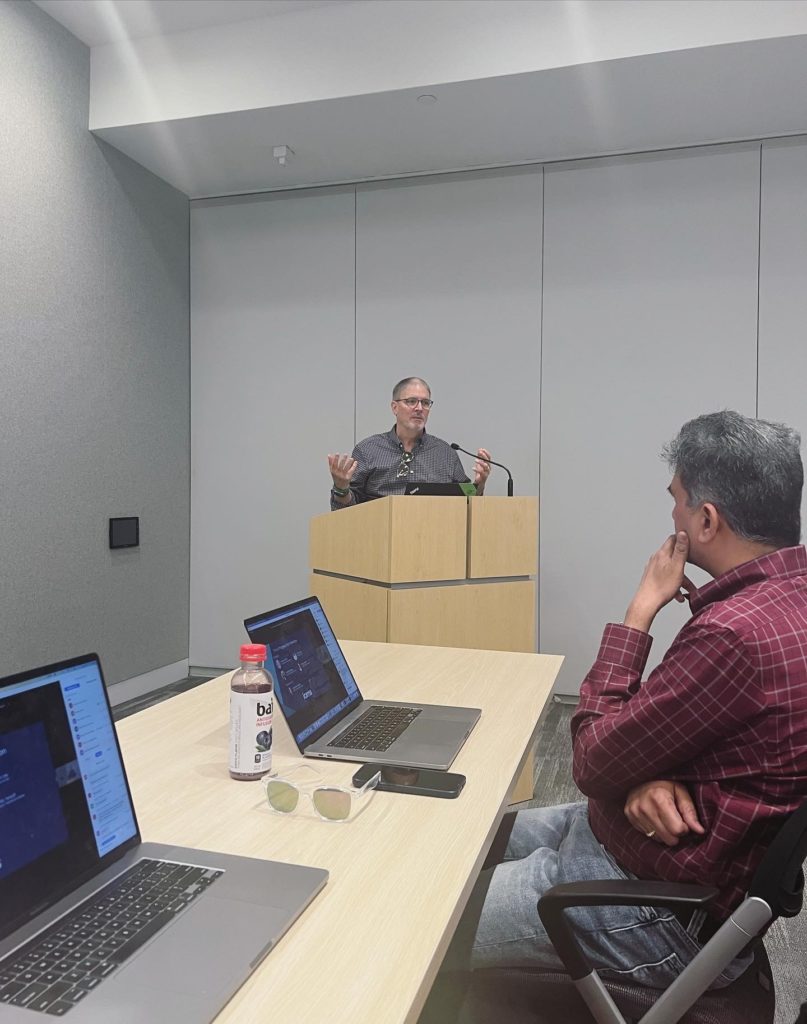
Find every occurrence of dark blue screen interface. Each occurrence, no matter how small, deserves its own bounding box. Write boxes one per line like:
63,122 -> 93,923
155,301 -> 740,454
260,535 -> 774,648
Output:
0,658 -> 137,939
247,599 -> 362,746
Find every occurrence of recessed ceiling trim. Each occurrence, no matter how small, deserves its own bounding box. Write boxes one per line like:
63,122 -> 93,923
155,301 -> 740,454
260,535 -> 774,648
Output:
185,130 -> 806,205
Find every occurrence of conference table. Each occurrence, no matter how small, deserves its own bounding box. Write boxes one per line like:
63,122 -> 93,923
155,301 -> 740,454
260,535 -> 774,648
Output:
116,640 -> 563,1024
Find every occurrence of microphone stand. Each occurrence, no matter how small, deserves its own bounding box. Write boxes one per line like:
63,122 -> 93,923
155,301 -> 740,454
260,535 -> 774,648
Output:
451,444 -> 514,496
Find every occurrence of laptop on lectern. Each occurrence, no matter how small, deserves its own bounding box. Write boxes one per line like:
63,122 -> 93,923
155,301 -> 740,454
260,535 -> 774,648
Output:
0,653 -> 327,1022
404,481 -> 476,496
244,596 -> 481,770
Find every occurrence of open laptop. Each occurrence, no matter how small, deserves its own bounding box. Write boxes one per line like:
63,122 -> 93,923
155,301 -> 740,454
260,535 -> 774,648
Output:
0,653 -> 328,1022
404,481 -> 476,496
244,597 -> 481,770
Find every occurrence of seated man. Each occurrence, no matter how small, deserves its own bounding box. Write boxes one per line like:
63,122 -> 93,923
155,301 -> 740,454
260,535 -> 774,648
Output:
327,376 -> 491,509
428,410 -> 807,1014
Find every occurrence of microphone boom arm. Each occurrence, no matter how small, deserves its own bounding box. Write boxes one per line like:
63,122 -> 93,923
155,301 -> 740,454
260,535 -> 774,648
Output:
451,443 -> 514,496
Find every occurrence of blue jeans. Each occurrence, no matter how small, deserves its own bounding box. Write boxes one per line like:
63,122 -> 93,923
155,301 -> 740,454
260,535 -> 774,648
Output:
471,802 -> 752,989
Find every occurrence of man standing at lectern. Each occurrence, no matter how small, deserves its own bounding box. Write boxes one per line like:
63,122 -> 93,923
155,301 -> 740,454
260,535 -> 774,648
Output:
327,377 -> 492,510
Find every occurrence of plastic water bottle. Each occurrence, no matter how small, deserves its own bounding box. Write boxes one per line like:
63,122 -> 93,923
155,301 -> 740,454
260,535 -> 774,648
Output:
229,643 -> 273,780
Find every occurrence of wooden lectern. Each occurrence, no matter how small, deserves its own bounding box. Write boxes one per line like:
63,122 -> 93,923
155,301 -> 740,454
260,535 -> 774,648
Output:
309,495 -> 539,801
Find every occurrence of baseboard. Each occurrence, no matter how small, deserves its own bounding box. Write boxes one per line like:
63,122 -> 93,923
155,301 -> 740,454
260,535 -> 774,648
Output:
107,659 -> 190,707
552,692 -> 580,705
188,665 -> 228,679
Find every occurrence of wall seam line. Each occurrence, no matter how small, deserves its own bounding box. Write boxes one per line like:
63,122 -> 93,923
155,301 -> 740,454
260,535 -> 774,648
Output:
536,165 -> 545,654
755,143 -> 763,418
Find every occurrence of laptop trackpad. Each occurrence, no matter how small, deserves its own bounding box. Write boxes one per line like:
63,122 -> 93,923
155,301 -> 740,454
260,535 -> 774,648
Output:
116,895 -> 284,995
408,718 -> 468,745
392,718 -> 470,764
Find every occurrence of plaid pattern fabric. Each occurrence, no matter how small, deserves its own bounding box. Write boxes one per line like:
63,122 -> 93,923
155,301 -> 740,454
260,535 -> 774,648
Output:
572,545 -> 807,920
330,427 -> 468,510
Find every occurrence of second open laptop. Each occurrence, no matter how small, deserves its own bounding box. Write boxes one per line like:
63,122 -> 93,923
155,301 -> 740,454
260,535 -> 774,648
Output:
244,597 -> 481,770
403,481 -> 476,496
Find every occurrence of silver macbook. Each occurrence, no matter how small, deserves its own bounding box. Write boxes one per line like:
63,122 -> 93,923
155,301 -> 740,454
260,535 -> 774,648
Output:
244,596 -> 481,770
0,653 -> 327,1022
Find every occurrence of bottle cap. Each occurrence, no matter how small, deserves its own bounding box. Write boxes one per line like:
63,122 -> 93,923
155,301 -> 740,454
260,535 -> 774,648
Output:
239,643 -> 267,662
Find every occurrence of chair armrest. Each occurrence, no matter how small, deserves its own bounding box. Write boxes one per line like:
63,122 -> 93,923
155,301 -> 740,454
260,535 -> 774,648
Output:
538,880 -> 720,980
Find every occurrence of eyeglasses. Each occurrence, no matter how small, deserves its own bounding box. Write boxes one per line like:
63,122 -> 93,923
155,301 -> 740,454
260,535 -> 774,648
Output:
265,764 -> 380,822
395,397 -> 434,409
396,449 -> 414,478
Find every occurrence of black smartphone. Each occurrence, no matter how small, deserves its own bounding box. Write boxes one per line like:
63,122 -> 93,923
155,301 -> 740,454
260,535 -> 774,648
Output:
352,763 -> 465,798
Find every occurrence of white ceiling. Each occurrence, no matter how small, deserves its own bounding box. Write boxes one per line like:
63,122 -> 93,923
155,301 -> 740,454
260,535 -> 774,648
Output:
33,0 -> 352,46
32,0 -> 807,198
95,33 -> 807,199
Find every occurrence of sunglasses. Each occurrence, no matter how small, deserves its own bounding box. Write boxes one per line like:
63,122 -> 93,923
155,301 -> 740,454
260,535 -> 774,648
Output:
265,764 -> 381,822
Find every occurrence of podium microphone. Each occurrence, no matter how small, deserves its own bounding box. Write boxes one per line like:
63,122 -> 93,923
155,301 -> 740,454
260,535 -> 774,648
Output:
451,443 -> 514,496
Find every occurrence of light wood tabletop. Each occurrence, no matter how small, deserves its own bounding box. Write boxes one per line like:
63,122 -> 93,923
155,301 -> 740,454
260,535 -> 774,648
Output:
115,640 -> 563,1024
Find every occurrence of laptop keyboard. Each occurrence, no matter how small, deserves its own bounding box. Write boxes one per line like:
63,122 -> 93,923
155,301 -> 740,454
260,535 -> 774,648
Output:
327,705 -> 422,751
0,858 -> 222,1016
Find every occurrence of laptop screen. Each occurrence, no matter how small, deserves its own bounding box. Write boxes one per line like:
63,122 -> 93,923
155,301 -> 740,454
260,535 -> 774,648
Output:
0,655 -> 139,941
244,598 -> 363,750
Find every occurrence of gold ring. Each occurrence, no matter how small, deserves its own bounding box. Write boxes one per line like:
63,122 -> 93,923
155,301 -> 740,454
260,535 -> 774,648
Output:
645,830 -> 656,838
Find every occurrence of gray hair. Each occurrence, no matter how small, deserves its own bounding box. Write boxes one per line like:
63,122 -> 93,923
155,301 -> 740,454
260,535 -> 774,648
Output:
662,410 -> 802,548
392,377 -> 431,400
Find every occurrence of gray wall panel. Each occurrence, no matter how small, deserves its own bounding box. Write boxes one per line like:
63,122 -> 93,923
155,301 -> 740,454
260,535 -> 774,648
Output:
540,145 -> 760,694
190,191 -> 355,667
0,1 -> 190,685
354,170 -> 542,502
758,139 -> 807,538
9,0 -> 807,696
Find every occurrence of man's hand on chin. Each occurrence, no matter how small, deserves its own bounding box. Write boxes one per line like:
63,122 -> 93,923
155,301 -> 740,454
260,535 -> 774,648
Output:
624,532 -> 693,634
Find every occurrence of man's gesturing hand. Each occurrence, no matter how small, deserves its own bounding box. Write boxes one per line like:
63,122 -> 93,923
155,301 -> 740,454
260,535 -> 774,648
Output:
624,780 -> 706,847
327,453 -> 358,490
473,449 -> 492,487
624,532 -> 693,633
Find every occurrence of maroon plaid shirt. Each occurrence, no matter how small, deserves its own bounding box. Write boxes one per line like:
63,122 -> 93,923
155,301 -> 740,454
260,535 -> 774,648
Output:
571,545 -> 807,920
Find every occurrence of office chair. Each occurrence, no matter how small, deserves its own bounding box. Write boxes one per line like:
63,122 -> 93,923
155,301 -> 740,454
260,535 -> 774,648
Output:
462,796 -> 807,1024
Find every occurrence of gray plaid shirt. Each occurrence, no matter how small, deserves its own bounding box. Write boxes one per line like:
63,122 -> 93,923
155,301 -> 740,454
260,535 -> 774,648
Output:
330,427 -> 468,510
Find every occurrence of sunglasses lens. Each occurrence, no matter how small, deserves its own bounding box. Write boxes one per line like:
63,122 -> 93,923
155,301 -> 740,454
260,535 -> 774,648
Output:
266,780 -> 299,813
312,789 -> 351,821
